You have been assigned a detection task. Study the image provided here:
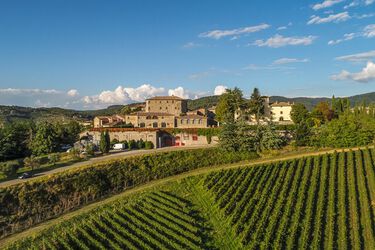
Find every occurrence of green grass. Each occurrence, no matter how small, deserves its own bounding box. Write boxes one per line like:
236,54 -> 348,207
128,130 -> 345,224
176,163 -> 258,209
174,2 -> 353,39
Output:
3,147 -> 375,249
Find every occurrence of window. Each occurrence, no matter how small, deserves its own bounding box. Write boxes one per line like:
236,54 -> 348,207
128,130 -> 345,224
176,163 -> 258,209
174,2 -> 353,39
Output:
279,117 -> 284,121
280,111 -> 283,114
139,122 -> 145,128
192,135 -> 198,141
153,122 -> 158,128
161,122 -> 166,128
192,119 -> 195,124
152,115 -> 158,119
183,134 -> 189,140
146,115 -> 151,119
160,107 -> 162,110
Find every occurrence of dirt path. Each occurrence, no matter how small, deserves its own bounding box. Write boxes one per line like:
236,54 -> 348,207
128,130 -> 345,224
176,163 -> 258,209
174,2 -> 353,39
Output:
1,145 -> 373,247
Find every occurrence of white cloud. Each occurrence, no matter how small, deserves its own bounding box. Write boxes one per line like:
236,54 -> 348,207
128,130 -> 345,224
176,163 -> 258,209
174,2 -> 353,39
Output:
83,84 -> 166,105
199,23 -> 270,39
345,0 -> 375,8
272,58 -> 309,64
253,34 -> 317,48
67,89 -> 79,97
328,33 -> 356,45
307,12 -> 351,24
0,88 -> 61,95
335,50 -> 375,62
363,24 -> 375,37
312,0 -> 344,10
168,87 -> 190,99
331,61 -> 375,82
277,26 -> 287,30
214,85 -> 228,95
182,42 -> 201,48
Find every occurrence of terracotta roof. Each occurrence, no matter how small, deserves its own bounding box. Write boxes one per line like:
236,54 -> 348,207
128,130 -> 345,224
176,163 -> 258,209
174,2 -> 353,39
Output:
134,112 -> 175,116
271,102 -> 293,107
146,95 -> 184,101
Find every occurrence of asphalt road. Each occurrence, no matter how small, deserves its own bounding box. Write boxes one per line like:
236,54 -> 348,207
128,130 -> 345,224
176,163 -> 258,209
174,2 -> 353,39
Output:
0,145 -> 214,188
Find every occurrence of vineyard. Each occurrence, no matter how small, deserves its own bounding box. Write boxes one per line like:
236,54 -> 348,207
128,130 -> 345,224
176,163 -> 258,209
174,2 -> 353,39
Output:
4,148 -> 375,249
5,191 -> 214,250
203,148 -> 375,249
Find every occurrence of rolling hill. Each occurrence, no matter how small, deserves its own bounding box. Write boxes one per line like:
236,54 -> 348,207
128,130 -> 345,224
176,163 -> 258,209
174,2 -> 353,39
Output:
1,91 -> 374,124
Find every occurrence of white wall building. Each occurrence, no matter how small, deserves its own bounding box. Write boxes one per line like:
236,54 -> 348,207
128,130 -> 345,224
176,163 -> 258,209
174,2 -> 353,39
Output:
270,102 -> 293,123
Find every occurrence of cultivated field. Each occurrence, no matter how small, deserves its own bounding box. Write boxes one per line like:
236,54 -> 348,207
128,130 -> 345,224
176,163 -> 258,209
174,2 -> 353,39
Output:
4,148 -> 375,249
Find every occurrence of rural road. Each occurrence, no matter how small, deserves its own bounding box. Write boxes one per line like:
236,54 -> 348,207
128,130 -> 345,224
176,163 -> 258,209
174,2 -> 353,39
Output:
0,145 -> 214,188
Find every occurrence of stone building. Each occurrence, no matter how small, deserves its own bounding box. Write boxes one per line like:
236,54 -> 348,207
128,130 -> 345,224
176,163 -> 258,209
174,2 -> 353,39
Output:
145,96 -> 187,116
94,95 -> 214,129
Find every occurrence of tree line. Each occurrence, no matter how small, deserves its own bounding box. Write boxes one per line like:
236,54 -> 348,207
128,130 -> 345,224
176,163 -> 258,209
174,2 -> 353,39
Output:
0,120 -> 82,162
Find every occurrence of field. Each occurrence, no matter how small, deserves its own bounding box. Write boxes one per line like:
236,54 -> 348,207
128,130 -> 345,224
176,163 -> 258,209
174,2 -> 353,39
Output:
4,148 -> 375,249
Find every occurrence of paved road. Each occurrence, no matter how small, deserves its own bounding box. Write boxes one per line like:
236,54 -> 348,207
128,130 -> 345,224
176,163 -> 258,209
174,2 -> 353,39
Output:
0,145 -> 214,188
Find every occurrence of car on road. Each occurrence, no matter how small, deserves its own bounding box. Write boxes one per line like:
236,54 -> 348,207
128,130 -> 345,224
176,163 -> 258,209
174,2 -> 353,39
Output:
18,172 -> 33,179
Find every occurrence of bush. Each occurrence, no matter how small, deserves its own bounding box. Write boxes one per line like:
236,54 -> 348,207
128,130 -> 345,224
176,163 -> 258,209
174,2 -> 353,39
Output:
128,140 -> 137,150
137,139 -> 145,149
85,144 -> 95,157
0,161 -> 21,178
145,141 -> 154,149
0,147 -> 258,238
48,153 -> 61,166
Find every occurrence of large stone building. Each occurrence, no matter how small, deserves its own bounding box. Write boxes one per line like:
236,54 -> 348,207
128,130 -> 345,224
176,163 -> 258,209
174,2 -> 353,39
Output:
94,95 -> 215,129
145,96 -> 188,116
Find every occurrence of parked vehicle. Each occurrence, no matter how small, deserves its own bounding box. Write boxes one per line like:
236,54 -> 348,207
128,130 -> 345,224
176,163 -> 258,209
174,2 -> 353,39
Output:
18,172 -> 33,179
113,143 -> 126,150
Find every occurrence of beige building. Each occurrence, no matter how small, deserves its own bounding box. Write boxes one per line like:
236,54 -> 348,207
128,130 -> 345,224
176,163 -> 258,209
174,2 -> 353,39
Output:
270,102 -> 293,123
124,112 -> 175,128
94,95 -> 214,129
93,115 -> 126,128
146,96 -> 187,116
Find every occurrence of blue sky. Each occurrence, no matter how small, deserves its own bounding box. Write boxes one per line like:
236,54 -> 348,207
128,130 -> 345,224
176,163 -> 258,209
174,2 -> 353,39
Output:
0,0 -> 374,109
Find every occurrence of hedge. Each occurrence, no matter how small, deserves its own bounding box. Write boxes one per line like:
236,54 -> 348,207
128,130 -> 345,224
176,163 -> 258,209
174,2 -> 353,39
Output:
0,147 -> 258,238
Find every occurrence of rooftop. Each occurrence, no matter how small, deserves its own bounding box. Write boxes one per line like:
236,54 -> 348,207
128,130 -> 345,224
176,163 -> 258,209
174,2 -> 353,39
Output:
271,101 -> 293,107
146,95 -> 184,101
133,112 -> 175,116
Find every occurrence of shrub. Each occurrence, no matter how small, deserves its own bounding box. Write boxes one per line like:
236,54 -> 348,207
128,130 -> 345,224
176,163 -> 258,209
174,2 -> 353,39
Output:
0,147 -> 258,238
48,153 -> 61,166
137,139 -> 145,149
0,161 -> 21,178
85,144 -> 95,157
145,141 -> 154,149
128,140 -> 137,149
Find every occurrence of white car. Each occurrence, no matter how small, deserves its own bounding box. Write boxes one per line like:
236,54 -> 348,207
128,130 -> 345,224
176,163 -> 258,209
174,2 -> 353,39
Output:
113,143 -> 126,150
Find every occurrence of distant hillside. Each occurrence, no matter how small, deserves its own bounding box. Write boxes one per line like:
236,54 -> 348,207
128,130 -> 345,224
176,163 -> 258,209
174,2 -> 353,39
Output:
188,92 -> 375,111
1,92 -> 374,124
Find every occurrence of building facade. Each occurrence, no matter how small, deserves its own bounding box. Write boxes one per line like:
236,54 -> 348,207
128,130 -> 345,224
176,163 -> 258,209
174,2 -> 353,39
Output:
145,96 -> 188,116
270,102 -> 293,123
94,95 -> 214,129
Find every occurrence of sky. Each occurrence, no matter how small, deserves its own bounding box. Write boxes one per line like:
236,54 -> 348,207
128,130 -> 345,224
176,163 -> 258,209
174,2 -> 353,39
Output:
0,0 -> 374,109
